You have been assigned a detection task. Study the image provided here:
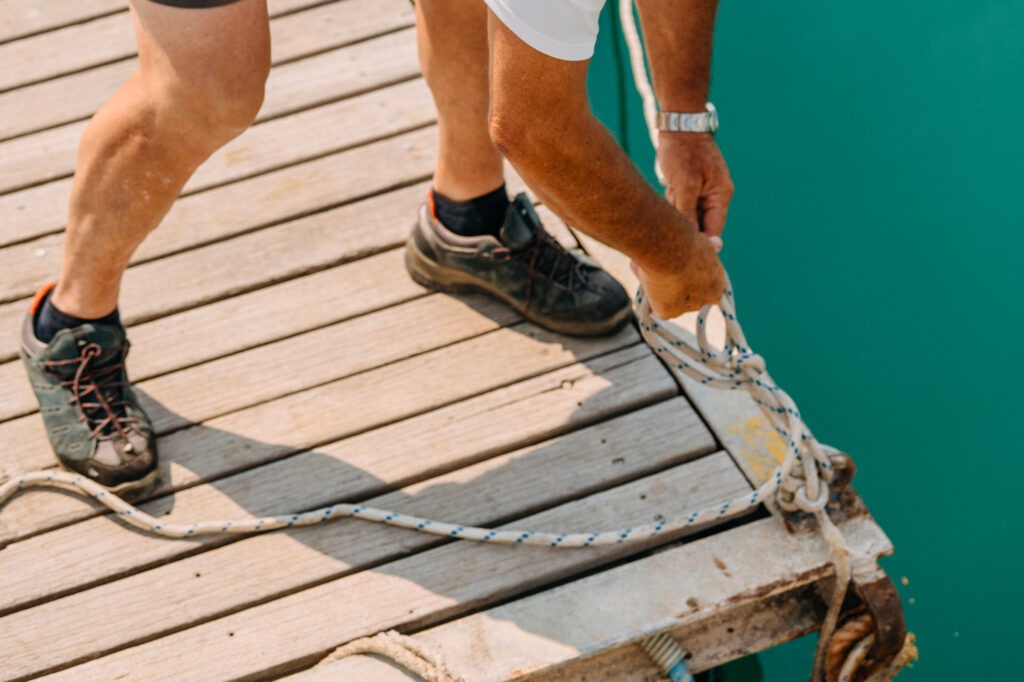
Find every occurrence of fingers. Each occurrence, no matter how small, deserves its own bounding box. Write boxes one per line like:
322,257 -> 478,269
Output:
700,195 -> 733,237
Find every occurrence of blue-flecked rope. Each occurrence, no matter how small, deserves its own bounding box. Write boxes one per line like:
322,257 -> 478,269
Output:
0,277 -> 835,549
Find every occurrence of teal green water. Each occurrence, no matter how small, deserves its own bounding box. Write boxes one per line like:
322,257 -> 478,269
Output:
589,2 -> 1024,679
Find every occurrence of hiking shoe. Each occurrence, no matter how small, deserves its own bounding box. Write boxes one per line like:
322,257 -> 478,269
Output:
406,193 -> 632,336
20,284 -> 159,496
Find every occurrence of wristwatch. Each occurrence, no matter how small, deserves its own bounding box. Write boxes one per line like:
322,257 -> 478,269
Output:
656,102 -> 718,134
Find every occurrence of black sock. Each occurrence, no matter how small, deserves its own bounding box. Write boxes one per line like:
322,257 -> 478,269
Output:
34,293 -> 121,343
432,185 -> 510,237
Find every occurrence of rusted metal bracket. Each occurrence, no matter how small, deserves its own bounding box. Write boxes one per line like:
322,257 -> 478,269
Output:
781,451 -> 866,535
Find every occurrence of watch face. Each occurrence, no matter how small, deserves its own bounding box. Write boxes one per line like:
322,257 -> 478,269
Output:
708,107 -> 720,133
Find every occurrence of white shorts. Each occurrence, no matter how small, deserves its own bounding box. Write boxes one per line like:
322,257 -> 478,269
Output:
485,0 -> 607,62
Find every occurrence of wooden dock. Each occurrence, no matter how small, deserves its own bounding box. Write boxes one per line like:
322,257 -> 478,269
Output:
0,2 -> 894,680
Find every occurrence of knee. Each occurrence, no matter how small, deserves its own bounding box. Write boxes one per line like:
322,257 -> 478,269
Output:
488,92 -> 583,165
157,51 -> 271,147
489,106 -> 537,164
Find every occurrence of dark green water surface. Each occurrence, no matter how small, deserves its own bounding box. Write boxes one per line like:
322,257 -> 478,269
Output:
589,2 -> 1023,679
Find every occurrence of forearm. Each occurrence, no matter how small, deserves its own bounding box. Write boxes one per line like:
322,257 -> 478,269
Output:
635,0 -> 719,111
499,113 -> 697,276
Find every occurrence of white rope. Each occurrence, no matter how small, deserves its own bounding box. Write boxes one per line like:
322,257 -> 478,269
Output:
315,630 -> 463,682
616,2 -> 858,680
0,274 -> 837,548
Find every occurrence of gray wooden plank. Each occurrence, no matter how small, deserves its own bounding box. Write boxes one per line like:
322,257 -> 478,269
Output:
291,516 -> 892,682
0,398 -> 708,676
0,6 -> 415,145
0,324 -> 638,545
33,453 -> 748,681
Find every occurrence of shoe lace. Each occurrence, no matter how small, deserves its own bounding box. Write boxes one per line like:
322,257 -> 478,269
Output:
497,230 -> 586,306
44,342 -> 137,440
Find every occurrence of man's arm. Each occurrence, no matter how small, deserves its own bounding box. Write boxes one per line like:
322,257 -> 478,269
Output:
636,0 -> 734,241
487,10 -> 723,316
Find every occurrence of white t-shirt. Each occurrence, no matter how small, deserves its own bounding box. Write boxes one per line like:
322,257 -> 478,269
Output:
485,0 -> 606,61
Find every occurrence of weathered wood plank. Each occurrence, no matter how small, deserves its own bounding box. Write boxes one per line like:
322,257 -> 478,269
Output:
0,0 -> 329,46
0,291 -> 516,474
0,182 -> 429,420
574,232 -> 788,486
0,12 -> 416,146
0,347 -> 679,613
0,181 -> 561,418
0,0 -> 123,44
0,74 -> 433,203
0,29 -> 421,253
291,516 -> 891,682
0,400 -> 711,679
0,0 -> 409,95
0,324 -> 638,544
0,14 -> 131,93
33,454 -> 748,681
0,124 -> 437,309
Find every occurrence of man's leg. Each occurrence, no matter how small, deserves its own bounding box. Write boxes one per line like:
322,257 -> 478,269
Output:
415,0 -> 503,203
407,0 -> 632,337
22,0 -> 270,494
52,0 -> 271,319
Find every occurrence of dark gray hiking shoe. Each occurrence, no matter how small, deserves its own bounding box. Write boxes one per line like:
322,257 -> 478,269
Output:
20,285 -> 158,496
406,193 -> 632,336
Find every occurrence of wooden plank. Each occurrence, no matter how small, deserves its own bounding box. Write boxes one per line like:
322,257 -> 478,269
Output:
0,28 -> 421,252
0,324 -> 638,544
0,400 -> 711,678
0,176 -> 567,416
0,174 -> 437,373
0,0 -> 407,94
0,347 -> 679,613
574,232 -> 788,486
0,0 -> 328,45
0,1 -> 124,44
292,516 -> 891,682
0,3 -> 420,198
33,453 -> 749,681
0,123 -> 437,309
0,14 -> 132,93
0,73 -> 432,201
0,7 -> 416,145
0,180 -> 431,419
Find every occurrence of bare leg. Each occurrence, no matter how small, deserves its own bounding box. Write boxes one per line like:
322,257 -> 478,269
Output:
52,0 -> 271,319
415,0 -> 504,201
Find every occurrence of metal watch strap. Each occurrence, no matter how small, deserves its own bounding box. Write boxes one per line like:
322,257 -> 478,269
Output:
656,102 -> 718,134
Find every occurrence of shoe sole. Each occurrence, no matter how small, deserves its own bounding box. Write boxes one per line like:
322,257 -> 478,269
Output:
405,236 -> 633,338
108,466 -> 161,500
